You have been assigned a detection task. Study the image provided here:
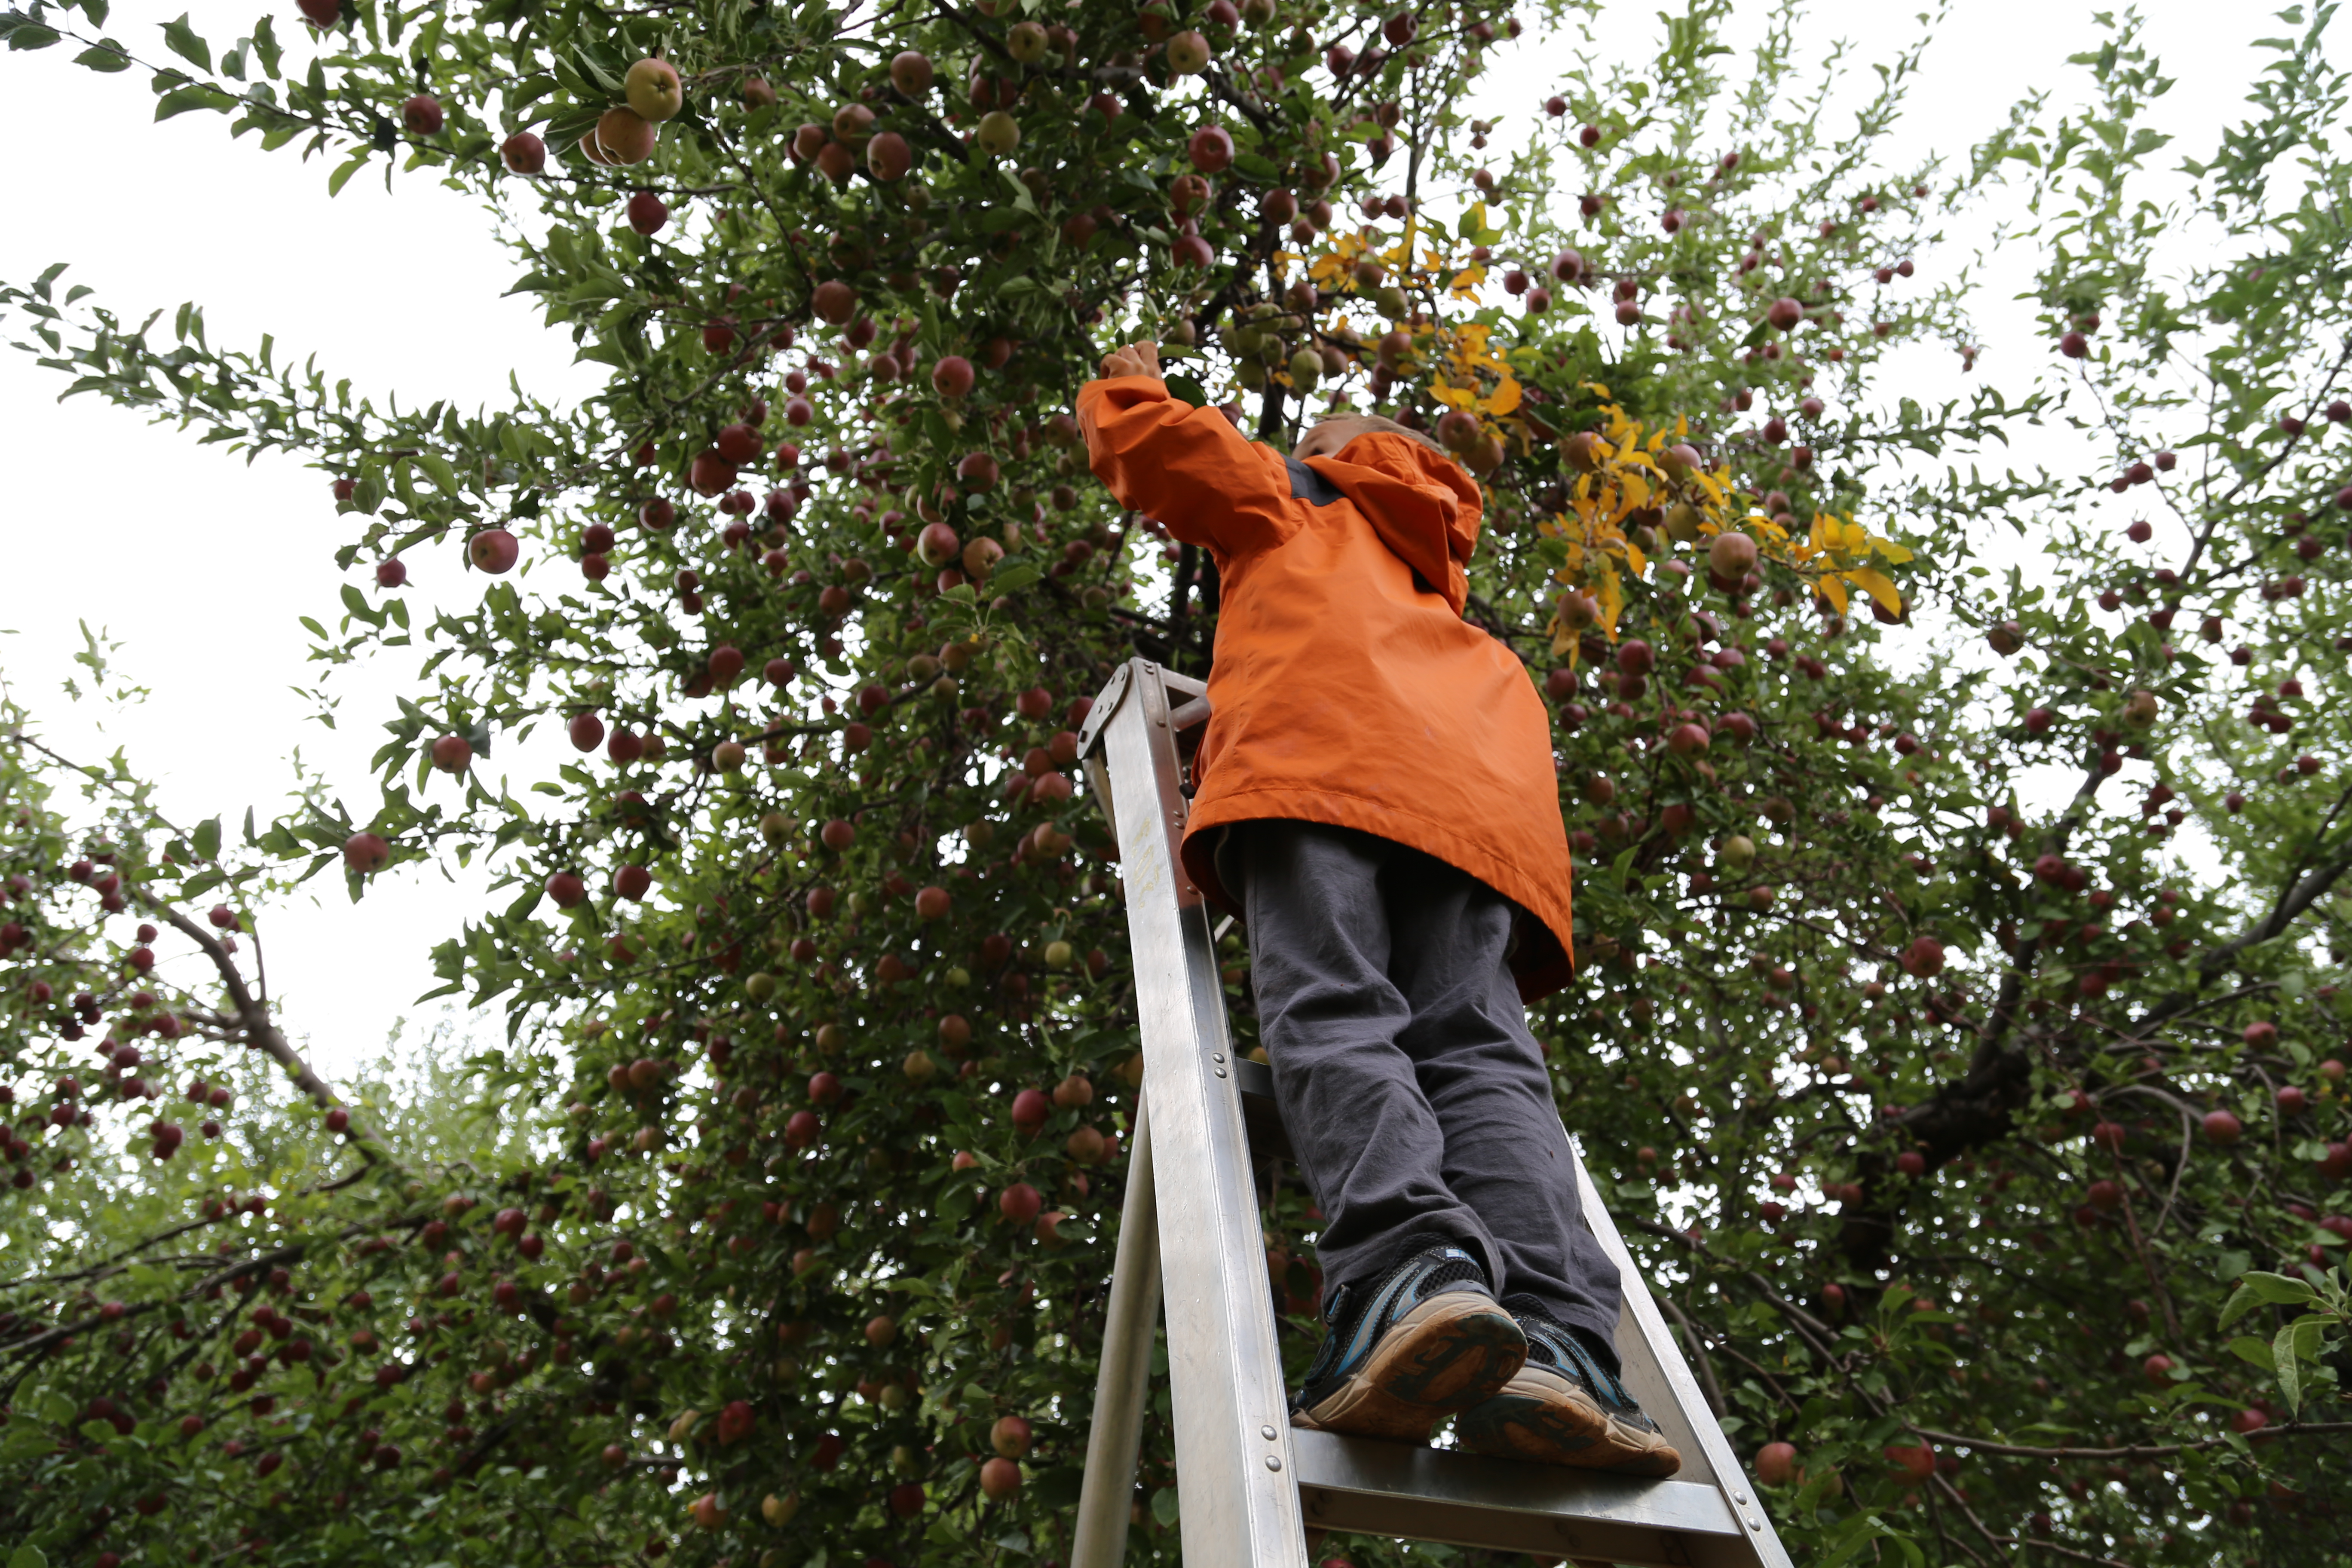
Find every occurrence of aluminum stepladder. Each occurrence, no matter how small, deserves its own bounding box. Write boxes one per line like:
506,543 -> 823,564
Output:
1066,659 -> 1794,1568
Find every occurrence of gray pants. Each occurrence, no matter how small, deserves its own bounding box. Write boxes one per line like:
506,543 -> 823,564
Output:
1221,820 -> 1624,1363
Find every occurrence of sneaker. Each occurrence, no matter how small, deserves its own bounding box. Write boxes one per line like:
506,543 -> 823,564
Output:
1454,1303 -> 1681,1476
1289,1245 -> 1527,1443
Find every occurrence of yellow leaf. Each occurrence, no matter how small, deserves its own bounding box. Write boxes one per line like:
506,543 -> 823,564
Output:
1449,268 -> 1484,298
1580,380 -> 1614,401
1695,472 -> 1727,506
1874,537 -> 1916,565
1431,383 -> 1476,410
1470,200 -> 1488,231
1485,374 -> 1523,416
1845,566 -> 1903,615
1622,537 -> 1648,576
1599,558 -> 1624,638
1816,575 -> 1850,615
1841,521 -> 1869,553
1621,471 -> 1652,508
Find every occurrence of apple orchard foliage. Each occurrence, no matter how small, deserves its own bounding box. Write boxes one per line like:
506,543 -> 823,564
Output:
3,0 -> 2352,1562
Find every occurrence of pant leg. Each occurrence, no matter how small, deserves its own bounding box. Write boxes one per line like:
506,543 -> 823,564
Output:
1235,821 -> 1505,1302
1378,846 -> 1625,1362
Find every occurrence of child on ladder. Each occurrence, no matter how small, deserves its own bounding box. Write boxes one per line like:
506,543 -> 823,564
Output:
1078,341 -> 1679,1476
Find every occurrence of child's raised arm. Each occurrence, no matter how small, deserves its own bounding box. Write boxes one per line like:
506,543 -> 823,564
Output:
1077,349 -> 1293,561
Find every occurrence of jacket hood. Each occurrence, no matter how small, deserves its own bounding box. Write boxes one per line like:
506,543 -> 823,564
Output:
1304,432 -> 1484,613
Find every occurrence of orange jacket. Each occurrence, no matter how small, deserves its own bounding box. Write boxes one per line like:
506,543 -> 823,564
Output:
1079,375 -> 1574,1000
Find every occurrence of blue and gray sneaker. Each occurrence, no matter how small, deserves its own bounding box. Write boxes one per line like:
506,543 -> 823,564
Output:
1289,1245 -> 1527,1443
1455,1298 -> 1681,1475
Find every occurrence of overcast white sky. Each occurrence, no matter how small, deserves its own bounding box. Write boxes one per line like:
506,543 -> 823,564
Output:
0,2 -> 2297,1082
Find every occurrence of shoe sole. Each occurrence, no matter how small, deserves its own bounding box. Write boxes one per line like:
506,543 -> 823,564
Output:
1456,1364 -> 1684,1476
1292,1292 -> 1527,1442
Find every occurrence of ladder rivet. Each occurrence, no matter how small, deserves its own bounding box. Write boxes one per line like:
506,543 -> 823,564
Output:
1214,1066 -> 1228,1078
1265,1455 -> 1282,1472
1260,1425 -> 1277,1440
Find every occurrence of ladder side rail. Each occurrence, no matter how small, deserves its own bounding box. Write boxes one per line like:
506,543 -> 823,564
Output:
1563,1136 -> 1795,1567
1070,1096 -> 1162,1568
1094,659 -> 1310,1568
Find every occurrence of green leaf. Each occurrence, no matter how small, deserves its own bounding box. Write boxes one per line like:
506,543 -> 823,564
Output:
161,12 -> 210,70
74,41 -> 132,70
11,1547 -> 51,1568
2239,1272 -> 2318,1307
989,563 -> 1041,596
2226,1334 -> 2276,1371
1163,373 -> 1207,407
1818,1511 -> 1894,1568
154,83 -> 232,121
414,451 -> 461,494
192,815 -> 220,862
1149,1485 -> 1179,1527
2,21 -> 62,49
2272,1321 -> 2303,1413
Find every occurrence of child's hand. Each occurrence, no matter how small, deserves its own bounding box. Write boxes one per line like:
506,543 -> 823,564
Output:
1099,340 -> 1163,380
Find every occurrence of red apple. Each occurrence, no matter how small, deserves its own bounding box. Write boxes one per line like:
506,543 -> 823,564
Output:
468,529 -> 520,573
343,833 -> 391,873
1755,1441 -> 1797,1486
401,95 -> 444,136
545,872 -> 587,907
1883,1445 -> 1934,1483
890,51 -> 934,96
812,279 -> 858,325
594,106 -> 657,164
1708,530 -> 1759,579
625,189 -> 669,235
932,355 -> 976,398
1188,124 -> 1235,173
689,449 -> 738,496
429,735 -> 473,773
500,132 -> 546,174
991,1415 -> 1032,1457
979,1456 -> 1022,1501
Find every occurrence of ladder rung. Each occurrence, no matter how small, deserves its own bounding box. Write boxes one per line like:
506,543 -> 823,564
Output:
1292,1429 -> 1744,1567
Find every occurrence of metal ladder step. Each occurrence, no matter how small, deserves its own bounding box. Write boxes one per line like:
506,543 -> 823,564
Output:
1070,659 -> 1790,1568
